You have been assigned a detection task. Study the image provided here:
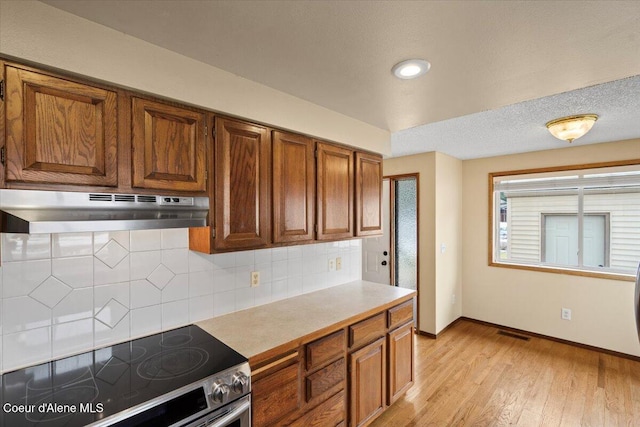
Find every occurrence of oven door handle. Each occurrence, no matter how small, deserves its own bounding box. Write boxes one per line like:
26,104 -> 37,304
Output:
202,397 -> 250,427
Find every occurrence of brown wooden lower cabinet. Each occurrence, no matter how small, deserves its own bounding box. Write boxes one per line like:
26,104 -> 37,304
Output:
251,353 -> 301,426
287,389 -> 346,427
349,337 -> 386,427
250,299 -> 414,427
387,321 -> 414,405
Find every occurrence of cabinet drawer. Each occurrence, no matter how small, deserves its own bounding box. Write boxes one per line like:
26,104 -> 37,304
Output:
252,362 -> 301,426
349,313 -> 386,350
288,389 -> 346,427
388,300 -> 413,330
306,357 -> 346,403
306,330 -> 345,371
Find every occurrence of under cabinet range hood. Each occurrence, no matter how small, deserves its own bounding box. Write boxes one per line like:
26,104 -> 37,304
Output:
0,189 -> 209,234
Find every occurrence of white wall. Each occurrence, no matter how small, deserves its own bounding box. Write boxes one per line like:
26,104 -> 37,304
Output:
462,138 -> 640,357
384,152 -> 463,335
434,152 -> 463,333
384,153 -> 436,334
0,229 -> 362,373
0,0 -> 390,156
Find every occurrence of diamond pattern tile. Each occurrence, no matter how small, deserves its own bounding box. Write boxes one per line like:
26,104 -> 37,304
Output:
95,298 -> 128,329
147,264 -> 175,290
29,276 -> 72,308
95,240 -> 128,268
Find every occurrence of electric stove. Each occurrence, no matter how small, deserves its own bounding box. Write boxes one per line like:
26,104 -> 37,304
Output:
1,325 -> 250,427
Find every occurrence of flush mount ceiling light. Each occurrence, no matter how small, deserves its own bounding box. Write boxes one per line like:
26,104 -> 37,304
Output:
545,114 -> 598,143
392,59 -> 431,79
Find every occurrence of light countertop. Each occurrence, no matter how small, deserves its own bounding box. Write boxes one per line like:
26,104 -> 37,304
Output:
196,280 -> 416,361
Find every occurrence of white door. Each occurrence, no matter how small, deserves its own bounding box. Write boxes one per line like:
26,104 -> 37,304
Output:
544,214 -> 606,267
544,215 -> 578,265
362,179 -> 391,284
583,215 -> 607,267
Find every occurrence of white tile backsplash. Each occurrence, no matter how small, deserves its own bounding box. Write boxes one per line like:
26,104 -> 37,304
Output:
130,279 -> 162,309
161,299 -> 189,330
52,288 -> 93,324
2,233 -> 51,262
130,250 -> 162,280
161,248 -> 189,275
130,305 -> 161,338
52,232 -> 93,258
130,229 -> 162,252
2,259 -> 51,298
3,326 -> 51,370
0,228 -> 362,372
52,256 -> 94,288
3,296 -> 51,333
162,274 -> 189,303
52,318 -> 93,359
161,228 -> 189,249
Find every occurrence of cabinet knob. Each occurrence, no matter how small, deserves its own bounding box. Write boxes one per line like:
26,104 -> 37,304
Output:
381,260 -> 387,266
383,251 -> 388,256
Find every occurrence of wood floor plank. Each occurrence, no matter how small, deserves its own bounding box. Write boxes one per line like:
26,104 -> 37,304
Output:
370,319 -> 640,427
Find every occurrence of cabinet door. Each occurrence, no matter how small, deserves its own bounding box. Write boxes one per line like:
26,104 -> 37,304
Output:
387,322 -> 414,405
316,142 -> 354,240
4,65 -> 118,186
349,337 -> 386,427
273,131 -> 315,243
355,152 -> 383,236
132,97 -> 206,192
214,117 -> 271,250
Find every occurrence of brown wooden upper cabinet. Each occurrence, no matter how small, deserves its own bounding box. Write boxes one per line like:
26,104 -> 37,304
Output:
355,152 -> 383,237
316,142 -> 354,241
272,131 -> 315,244
131,97 -> 207,192
4,65 -> 118,187
214,117 -> 271,250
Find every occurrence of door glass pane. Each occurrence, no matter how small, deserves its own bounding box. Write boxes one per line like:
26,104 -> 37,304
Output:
394,178 -> 417,290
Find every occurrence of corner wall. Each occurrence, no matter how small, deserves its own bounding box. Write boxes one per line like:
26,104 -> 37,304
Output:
384,152 -> 463,335
384,153 -> 436,334
434,152 -> 463,333
462,138 -> 640,356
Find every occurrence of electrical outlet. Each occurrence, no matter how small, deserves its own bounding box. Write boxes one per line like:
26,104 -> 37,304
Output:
561,307 -> 571,320
336,257 -> 342,271
250,271 -> 260,287
451,294 -> 456,305
328,259 -> 336,272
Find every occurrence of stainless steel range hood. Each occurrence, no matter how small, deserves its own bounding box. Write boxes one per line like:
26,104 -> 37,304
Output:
0,189 -> 209,234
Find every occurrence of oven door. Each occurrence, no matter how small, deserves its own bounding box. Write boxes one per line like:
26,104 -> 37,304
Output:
182,395 -> 250,427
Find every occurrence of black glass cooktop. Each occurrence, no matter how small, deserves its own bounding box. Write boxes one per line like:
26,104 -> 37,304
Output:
1,325 -> 246,427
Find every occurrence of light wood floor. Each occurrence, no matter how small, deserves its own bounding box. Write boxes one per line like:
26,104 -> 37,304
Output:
371,319 -> 640,427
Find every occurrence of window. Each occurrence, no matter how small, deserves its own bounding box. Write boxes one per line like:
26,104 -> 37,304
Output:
490,160 -> 640,279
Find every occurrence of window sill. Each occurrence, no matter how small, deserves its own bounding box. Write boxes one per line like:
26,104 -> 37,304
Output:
488,261 -> 635,282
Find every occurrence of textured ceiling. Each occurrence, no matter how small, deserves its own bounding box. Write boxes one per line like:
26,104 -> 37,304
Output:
392,75 -> 640,160
40,0 -> 640,159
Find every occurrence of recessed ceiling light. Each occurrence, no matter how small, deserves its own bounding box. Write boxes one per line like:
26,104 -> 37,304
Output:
392,59 -> 431,79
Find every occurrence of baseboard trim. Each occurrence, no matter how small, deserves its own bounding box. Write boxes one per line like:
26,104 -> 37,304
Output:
416,317 -> 464,339
416,330 -> 436,339
460,316 -> 640,363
